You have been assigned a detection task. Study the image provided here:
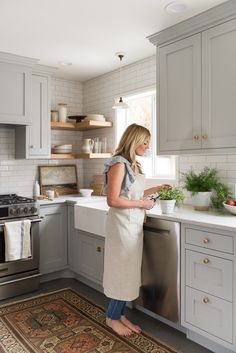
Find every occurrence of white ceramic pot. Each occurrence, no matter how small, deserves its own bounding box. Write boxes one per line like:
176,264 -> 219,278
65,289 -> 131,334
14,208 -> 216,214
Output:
192,191 -> 212,211
159,199 -> 176,214
81,139 -> 94,153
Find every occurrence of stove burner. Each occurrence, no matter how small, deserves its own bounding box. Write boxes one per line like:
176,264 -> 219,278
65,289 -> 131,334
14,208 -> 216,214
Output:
0,194 -> 35,205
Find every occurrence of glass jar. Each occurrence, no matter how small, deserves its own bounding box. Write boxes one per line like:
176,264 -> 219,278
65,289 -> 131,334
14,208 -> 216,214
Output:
58,103 -> 67,122
51,110 -> 59,122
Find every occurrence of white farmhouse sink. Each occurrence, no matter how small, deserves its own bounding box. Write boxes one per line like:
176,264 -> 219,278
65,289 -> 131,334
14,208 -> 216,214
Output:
74,201 -> 109,237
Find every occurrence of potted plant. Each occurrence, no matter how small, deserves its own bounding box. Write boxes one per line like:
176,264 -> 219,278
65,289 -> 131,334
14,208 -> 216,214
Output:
157,187 -> 185,214
182,167 -> 219,211
211,182 -> 232,210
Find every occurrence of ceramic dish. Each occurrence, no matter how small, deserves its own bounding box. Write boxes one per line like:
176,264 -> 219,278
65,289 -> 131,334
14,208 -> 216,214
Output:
83,114 -> 105,122
79,189 -> 94,197
223,202 -> 236,215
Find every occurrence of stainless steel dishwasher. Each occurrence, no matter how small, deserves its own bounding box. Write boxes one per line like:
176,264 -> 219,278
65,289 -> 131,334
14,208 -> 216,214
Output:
136,217 -> 180,322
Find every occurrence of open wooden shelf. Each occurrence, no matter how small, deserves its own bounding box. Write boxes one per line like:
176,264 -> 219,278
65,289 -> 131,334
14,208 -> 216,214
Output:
51,120 -> 113,131
51,153 -> 112,159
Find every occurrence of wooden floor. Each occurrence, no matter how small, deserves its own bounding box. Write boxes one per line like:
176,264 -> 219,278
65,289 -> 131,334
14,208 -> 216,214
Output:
1,278 -> 214,353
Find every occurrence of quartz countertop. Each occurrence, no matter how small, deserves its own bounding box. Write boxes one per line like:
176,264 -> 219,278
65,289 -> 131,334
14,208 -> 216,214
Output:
38,195 -> 106,206
39,195 -> 236,232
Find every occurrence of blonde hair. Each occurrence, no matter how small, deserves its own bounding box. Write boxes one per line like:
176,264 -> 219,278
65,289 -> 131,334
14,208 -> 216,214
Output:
114,123 -> 151,174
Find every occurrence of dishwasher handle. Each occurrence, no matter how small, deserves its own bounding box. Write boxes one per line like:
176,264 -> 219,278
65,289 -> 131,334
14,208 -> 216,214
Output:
143,225 -> 170,234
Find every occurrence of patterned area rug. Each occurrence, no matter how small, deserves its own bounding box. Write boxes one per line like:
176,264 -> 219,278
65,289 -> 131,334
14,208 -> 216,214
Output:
0,288 -> 180,353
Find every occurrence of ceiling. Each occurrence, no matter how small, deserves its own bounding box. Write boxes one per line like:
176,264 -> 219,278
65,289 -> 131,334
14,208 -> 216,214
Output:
0,0 -> 228,81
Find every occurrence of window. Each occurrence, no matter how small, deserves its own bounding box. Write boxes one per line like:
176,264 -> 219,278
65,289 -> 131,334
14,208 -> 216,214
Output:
116,90 -> 176,181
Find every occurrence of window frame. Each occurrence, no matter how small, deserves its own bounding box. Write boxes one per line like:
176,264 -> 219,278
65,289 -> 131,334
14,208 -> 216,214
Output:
114,88 -> 177,185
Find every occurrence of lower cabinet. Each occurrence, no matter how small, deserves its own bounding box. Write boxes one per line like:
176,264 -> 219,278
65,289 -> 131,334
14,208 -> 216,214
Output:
181,223 -> 235,351
68,205 -> 104,285
39,204 -> 68,274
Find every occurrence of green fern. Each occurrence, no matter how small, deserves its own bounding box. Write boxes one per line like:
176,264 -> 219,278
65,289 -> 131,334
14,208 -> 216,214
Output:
182,167 -> 218,195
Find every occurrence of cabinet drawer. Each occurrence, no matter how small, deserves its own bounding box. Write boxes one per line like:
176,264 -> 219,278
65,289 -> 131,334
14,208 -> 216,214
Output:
186,250 -> 233,301
185,286 -> 233,343
185,227 -> 234,254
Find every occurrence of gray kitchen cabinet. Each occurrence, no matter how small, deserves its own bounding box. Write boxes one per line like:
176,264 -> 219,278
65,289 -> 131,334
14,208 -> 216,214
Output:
67,204 -> 79,271
68,204 -> 104,285
39,204 -> 68,275
77,230 -> 104,285
15,67 -> 53,159
0,52 -> 37,125
181,223 -> 236,351
149,3 -> 236,154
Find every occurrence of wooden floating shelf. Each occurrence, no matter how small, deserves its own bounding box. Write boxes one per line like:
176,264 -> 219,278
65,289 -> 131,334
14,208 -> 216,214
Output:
51,153 -> 112,159
51,121 -> 113,131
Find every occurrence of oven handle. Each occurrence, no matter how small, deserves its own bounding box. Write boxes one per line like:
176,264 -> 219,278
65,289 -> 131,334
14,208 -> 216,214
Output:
0,217 -> 43,227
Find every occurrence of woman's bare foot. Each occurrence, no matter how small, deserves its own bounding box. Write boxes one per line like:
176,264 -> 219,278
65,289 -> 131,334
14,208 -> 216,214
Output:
120,315 -> 142,334
106,317 -> 132,336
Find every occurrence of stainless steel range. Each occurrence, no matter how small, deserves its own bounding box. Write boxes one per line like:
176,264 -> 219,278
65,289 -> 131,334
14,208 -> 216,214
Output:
0,194 -> 41,300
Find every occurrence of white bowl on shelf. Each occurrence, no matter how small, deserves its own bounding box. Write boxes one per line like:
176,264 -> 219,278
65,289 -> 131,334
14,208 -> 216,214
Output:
223,202 -> 236,215
79,189 -> 94,197
84,114 -> 105,122
53,144 -> 72,154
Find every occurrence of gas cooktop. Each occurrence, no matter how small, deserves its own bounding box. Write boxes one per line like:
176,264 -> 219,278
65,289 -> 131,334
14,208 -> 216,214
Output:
0,194 -> 35,206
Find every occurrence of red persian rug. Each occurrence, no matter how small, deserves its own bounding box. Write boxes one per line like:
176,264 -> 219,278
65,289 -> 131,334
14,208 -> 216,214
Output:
0,288 -> 180,353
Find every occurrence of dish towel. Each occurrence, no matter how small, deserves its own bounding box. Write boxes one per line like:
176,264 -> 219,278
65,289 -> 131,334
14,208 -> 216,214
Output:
4,220 -> 32,261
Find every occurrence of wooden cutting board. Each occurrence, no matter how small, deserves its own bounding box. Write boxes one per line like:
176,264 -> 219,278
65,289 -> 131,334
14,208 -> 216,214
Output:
39,164 -> 79,195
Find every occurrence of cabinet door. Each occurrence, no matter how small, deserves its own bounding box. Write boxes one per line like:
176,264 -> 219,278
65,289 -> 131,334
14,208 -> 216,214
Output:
159,34 -> 201,152
39,205 -> 68,274
77,231 -> 104,284
15,74 -> 51,159
0,62 -> 31,124
28,74 -> 50,157
202,19 -> 236,148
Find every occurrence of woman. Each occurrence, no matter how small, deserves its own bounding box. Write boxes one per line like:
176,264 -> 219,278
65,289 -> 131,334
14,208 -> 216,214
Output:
103,123 -> 168,336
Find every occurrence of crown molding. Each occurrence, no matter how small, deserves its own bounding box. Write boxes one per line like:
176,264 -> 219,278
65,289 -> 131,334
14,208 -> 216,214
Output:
0,51 -> 38,67
148,0 -> 236,46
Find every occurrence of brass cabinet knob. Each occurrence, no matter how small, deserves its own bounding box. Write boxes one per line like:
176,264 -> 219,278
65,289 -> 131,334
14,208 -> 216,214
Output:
193,134 -> 199,140
203,297 -> 209,304
203,238 -> 209,244
202,134 -> 207,140
203,258 -> 210,264
97,246 -> 101,252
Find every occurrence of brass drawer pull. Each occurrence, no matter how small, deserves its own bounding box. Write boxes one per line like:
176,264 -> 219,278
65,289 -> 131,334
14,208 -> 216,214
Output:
203,297 -> 209,304
202,134 -> 207,140
203,238 -> 209,244
193,134 -> 199,140
97,246 -> 101,252
203,258 -> 209,264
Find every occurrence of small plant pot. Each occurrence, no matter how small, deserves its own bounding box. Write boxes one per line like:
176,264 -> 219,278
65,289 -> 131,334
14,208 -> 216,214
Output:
192,191 -> 212,211
159,199 -> 176,214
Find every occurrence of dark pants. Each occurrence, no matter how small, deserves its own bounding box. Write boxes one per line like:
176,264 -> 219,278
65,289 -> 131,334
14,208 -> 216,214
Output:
106,299 -> 126,320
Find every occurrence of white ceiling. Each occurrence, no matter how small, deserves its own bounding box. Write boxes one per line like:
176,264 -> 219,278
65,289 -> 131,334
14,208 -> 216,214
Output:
0,0 -> 228,81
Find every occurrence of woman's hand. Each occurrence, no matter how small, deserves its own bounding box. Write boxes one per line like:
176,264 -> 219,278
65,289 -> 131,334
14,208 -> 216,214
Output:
142,198 -> 155,210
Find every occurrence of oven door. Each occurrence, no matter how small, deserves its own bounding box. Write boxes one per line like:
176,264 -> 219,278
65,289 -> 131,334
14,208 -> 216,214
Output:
0,218 -> 41,278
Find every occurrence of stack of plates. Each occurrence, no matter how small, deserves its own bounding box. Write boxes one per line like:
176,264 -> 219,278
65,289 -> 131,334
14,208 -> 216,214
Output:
53,144 -> 72,154
83,114 -> 105,122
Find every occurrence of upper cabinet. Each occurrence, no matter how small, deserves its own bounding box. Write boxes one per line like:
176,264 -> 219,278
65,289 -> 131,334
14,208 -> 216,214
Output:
15,66 -> 55,159
148,1 -> 236,154
0,52 -> 37,125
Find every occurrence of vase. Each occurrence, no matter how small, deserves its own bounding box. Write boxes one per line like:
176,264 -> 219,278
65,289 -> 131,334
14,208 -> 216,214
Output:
81,139 -> 94,153
159,199 -> 176,214
192,191 -> 212,211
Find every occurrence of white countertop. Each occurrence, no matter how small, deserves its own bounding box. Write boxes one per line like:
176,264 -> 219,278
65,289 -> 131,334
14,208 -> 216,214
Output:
39,195 -> 236,232
38,195 -> 106,206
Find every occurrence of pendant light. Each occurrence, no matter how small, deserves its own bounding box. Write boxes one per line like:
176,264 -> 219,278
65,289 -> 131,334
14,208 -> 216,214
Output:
112,52 -> 129,110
